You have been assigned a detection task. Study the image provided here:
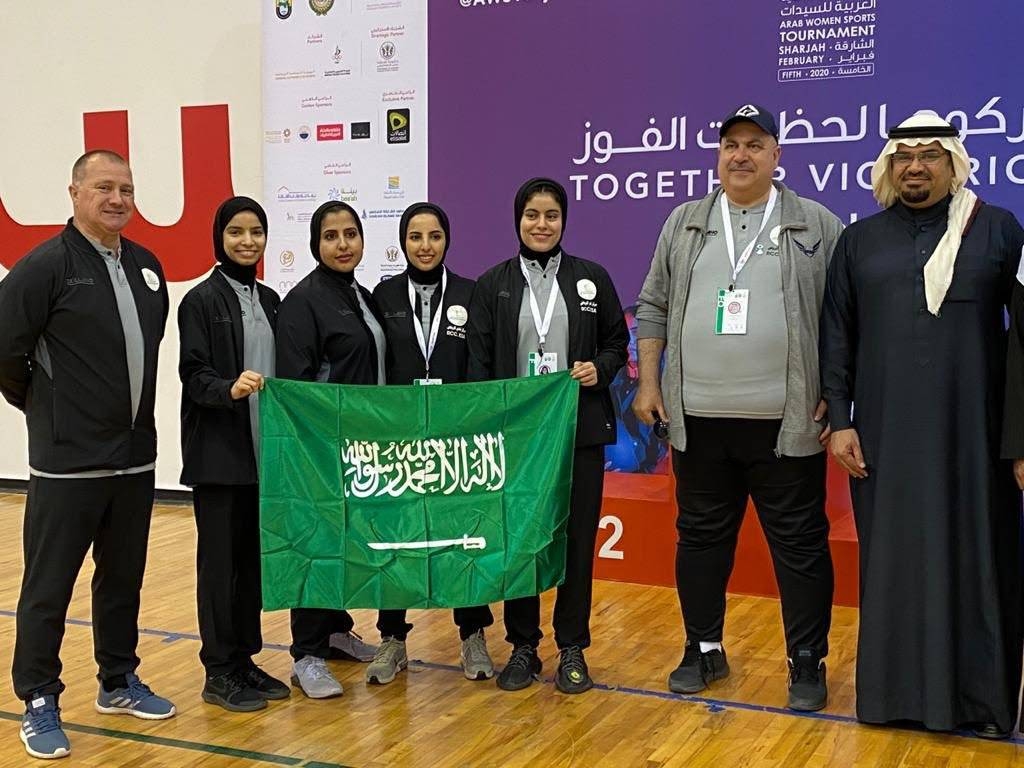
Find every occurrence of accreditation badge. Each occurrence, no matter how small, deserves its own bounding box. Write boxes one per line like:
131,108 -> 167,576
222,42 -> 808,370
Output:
715,288 -> 749,335
527,351 -> 558,376
413,378 -> 443,386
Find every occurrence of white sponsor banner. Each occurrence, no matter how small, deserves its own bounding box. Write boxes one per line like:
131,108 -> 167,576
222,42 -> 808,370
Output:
263,0 -> 427,295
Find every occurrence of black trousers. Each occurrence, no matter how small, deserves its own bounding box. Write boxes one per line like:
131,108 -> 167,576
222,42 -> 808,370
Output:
377,605 -> 494,642
193,484 -> 263,677
504,446 -> 605,651
12,472 -> 154,701
672,417 -> 833,656
290,608 -> 357,660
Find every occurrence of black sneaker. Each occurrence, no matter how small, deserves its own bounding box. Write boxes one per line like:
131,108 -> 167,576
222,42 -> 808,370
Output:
971,723 -> 1011,740
202,673 -> 267,712
239,665 -> 291,701
496,645 -> 542,691
667,642 -> 730,694
555,646 -> 593,694
787,647 -> 827,711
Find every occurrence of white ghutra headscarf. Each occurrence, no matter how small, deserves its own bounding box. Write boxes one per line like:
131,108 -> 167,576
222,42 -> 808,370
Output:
870,111 -> 978,316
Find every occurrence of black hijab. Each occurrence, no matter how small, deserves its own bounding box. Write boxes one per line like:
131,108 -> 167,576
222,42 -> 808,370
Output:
514,177 -> 568,267
310,200 -> 364,285
399,202 -> 451,285
213,196 -> 268,286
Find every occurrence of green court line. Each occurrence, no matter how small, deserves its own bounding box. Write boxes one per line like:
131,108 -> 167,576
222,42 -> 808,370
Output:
0,710 -> 351,767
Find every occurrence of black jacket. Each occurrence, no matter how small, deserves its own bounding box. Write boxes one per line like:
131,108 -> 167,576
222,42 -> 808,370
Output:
0,221 -> 169,473
467,252 -> 628,447
178,269 -> 280,486
372,270 -> 475,384
276,266 -> 383,384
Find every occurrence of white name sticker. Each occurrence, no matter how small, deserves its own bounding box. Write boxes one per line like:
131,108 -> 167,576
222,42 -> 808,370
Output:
715,288 -> 749,335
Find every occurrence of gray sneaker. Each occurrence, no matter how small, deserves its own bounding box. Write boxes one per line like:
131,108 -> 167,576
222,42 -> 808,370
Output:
460,630 -> 495,680
290,656 -> 343,699
365,637 -> 408,685
329,631 -> 377,663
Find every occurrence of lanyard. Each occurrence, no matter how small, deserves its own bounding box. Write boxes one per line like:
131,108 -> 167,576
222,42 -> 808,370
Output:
519,256 -> 561,353
407,268 -> 446,377
719,185 -> 777,289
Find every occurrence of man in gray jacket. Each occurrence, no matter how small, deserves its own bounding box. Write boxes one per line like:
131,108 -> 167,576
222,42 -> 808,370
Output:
633,104 -> 841,711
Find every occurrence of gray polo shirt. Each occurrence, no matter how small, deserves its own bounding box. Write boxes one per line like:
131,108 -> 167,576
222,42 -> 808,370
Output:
31,235 -> 153,478
516,253 -> 570,377
222,274 -> 275,461
354,285 -> 387,385
411,281 -> 438,342
680,196 -> 787,418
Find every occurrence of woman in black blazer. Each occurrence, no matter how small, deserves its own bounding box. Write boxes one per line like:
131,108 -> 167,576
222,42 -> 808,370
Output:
276,201 -> 386,698
178,196 -> 291,712
371,202 -> 495,684
467,178 -> 628,695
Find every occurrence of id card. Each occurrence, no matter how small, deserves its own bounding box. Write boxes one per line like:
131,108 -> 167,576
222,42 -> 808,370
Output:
715,288 -> 749,335
414,378 -> 443,386
527,351 -> 558,376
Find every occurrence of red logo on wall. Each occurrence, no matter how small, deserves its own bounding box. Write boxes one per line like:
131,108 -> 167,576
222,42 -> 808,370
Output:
0,105 -> 236,282
317,124 -> 344,141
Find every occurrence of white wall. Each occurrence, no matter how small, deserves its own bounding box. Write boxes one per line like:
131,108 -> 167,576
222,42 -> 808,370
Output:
0,1 -> 263,488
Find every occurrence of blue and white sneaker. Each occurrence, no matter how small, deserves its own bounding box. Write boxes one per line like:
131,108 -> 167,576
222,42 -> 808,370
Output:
20,694 -> 70,760
94,673 -> 176,720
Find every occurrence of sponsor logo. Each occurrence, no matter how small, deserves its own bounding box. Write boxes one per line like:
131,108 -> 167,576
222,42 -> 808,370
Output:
385,246 -> 401,262
280,250 -> 295,268
66,277 -> 95,286
298,125 -> 311,141
276,0 -> 293,18
388,176 -> 401,190
277,186 -> 317,203
447,305 -> 468,327
309,0 -> 334,14
141,268 -> 161,292
376,39 -> 400,73
325,45 -> 352,77
383,177 -> 405,200
387,109 -> 410,144
351,121 -> 371,139
317,123 -> 344,141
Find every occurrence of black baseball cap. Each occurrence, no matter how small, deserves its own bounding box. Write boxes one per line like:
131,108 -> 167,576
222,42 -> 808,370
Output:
720,104 -> 779,140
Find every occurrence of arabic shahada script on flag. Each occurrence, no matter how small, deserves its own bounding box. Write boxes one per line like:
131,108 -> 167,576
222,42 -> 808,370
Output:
258,374 -> 579,610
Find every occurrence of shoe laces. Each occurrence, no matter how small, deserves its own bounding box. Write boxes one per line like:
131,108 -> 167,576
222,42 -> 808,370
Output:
559,646 -> 586,677
462,631 -> 490,665
302,657 -> 335,681
506,644 -> 536,671
373,637 -> 404,664
790,660 -> 821,685
26,704 -> 61,733
124,676 -> 155,704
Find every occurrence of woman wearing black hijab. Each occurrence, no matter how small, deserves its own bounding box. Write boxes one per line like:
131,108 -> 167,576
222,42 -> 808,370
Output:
370,202 -> 495,684
276,201 -> 384,698
179,196 -> 291,712
467,178 -> 628,694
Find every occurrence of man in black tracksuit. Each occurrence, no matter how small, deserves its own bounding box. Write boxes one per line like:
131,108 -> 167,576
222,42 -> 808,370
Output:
0,151 -> 173,760
467,177 -> 628,695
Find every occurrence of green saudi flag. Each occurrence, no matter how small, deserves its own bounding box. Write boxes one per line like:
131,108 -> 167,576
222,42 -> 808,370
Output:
258,373 -> 579,611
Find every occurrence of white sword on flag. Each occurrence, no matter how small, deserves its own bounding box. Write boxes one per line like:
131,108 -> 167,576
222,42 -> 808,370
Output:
368,534 -> 487,551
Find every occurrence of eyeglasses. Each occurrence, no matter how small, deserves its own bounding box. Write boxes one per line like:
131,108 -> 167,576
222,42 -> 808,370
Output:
890,150 -> 948,167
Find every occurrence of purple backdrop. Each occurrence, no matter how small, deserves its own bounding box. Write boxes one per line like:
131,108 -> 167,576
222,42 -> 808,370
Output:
427,1 -> 1024,472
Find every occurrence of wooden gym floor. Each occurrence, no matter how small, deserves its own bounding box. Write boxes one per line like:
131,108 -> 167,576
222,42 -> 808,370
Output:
0,493 -> 1018,767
